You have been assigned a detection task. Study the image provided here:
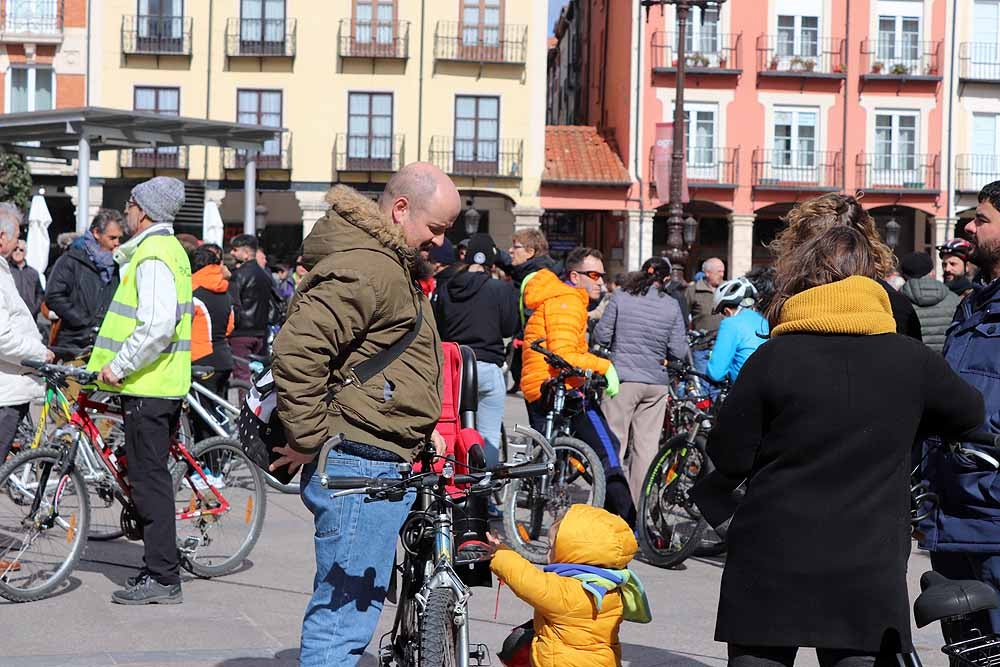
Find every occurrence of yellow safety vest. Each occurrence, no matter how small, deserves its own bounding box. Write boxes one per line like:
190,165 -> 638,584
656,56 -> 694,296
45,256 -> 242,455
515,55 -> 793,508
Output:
87,231 -> 193,397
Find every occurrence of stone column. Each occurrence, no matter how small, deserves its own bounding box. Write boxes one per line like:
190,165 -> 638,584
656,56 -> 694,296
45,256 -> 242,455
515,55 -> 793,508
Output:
512,205 -> 544,232
624,210 -> 655,272
296,190 -> 331,240
728,213 -> 756,279
933,217 -> 956,279
66,185 -> 103,228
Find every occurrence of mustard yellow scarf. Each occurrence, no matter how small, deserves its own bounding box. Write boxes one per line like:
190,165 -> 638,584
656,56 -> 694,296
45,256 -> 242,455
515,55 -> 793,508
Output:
772,276 -> 897,337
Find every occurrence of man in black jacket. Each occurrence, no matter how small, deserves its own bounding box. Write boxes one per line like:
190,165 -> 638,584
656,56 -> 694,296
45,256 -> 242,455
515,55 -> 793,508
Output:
45,209 -> 123,353
228,234 -> 276,381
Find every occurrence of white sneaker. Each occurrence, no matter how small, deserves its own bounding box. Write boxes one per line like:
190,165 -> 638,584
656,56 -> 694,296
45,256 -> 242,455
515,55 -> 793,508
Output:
188,468 -> 226,491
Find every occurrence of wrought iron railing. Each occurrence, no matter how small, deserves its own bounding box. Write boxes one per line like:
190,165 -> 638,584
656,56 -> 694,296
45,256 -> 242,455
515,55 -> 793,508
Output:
119,146 -> 189,171
651,32 -> 741,72
429,136 -> 522,178
121,15 -> 192,56
959,43 -> 1000,81
334,133 -> 405,172
434,21 -> 527,64
225,17 -> 296,57
752,149 -> 842,189
1,0 -> 63,36
855,152 -> 940,191
223,131 -> 292,170
649,146 -> 739,190
956,154 -> 1000,192
756,34 -> 846,76
860,39 -> 942,77
338,19 -> 409,59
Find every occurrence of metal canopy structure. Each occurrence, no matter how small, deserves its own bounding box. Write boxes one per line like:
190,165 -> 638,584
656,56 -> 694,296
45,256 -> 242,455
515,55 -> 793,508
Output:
0,107 -> 283,234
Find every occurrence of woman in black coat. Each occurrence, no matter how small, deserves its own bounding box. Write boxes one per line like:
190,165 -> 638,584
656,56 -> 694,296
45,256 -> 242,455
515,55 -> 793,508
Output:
708,213 -> 983,666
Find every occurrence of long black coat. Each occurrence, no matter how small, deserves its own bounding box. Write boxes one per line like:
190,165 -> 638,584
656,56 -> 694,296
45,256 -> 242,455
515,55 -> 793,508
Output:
45,245 -> 119,350
708,333 -> 982,652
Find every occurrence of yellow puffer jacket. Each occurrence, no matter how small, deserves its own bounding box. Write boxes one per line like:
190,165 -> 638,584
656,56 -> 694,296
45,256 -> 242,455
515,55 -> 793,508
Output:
520,269 -> 611,404
491,504 -> 639,667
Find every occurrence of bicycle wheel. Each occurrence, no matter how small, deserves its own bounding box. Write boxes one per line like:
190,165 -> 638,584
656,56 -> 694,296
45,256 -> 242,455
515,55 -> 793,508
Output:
0,447 -> 90,602
636,433 -> 708,569
502,436 -> 606,564
173,436 -> 267,577
419,587 -> 459,667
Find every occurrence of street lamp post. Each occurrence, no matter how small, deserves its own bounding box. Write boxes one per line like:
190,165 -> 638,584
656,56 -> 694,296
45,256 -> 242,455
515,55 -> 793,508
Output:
641,0 -> 725,280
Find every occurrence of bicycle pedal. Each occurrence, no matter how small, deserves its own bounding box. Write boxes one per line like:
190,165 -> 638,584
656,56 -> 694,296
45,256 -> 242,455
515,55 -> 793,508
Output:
178,536 -> 200,554
470,644 -> 491,666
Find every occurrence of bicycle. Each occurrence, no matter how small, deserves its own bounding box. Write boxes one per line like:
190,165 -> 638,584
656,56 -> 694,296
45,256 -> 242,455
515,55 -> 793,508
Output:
0,361 -> 267,602
500,339 -> 607,564
635,361 -> 730,569
317,426 -> 555,667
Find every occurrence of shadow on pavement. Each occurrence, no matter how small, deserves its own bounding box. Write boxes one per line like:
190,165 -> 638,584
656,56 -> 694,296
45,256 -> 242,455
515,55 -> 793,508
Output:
623,643 -> 726,667
0,575 -> 81,603
215,648 -> 299,666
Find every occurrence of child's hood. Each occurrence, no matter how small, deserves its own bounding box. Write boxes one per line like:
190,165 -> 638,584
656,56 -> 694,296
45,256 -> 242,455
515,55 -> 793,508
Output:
553,504 -> 637,568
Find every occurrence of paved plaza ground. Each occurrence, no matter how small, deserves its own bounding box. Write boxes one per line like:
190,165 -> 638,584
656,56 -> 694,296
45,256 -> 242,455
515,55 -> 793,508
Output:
3,397 -> 949,667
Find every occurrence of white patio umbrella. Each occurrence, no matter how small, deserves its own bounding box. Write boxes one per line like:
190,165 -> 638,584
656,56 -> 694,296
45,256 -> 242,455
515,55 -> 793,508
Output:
26,190 -> 52,289
202,200 -> 224,246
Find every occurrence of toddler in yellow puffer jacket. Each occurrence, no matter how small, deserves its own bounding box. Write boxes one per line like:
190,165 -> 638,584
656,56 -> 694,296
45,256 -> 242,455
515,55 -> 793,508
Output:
488,504 -> 651,667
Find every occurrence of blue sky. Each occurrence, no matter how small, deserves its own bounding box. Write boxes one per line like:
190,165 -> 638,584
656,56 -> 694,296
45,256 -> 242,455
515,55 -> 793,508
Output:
548,0 -> 569,35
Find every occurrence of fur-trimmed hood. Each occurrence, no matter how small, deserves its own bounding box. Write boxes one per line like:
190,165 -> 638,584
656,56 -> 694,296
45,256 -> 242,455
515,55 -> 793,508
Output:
301,185 -> 414,269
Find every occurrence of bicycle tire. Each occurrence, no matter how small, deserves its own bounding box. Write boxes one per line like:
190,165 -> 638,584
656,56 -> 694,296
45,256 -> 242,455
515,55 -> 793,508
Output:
0,447 -> 90,602
419,587 -> 459,667
502,435 -> 606,564
172,436 -> 267,578
636,433 -> 708,569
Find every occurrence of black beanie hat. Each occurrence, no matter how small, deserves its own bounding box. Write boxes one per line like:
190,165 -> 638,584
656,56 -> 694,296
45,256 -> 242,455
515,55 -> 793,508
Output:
466,233 -> 499,268
900,251 -> 933,279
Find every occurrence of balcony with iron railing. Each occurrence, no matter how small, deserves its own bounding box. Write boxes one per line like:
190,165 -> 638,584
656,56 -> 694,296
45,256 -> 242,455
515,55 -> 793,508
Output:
338,19 -> 409,59
751,149 -> 842,190
121,15 -> 192,57
223,131 -> 292,172
756,35 -> 846,78
956,154 -> 1000,193
649,146 -> 739,192
119,146 -> 189,172
434,21 -> 527,65
0,0 -> 63,43
860,39 -> 942,80
225,17 -> 296,58
650,32 -> 742,75
334,133 -> 405,172
959,43 -> 1000,83
429,136 -> 522,178
855,152 -> 940,193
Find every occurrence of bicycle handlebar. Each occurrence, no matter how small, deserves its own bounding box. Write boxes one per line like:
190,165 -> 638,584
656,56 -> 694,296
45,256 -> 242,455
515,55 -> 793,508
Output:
323,462 -> 555,493
530,339 -> 605,389
665,359 -> 728,388
22,360 -> 98,386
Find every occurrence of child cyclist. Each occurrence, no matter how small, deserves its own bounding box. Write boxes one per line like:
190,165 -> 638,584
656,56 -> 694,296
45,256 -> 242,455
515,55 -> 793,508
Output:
486,504 -> 651,667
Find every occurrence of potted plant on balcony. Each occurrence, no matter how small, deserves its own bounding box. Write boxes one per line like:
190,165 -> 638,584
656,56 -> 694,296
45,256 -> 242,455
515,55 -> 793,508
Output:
925,63 -> 939,75
890,62 -> 910,75
832,62 -> 845,74
718,54 -> 728,68
790,55 -> 805,71
871,61 -> 884,74
802,58 -> 817,72
686,52 -> 710,68
769,54 -> 780,70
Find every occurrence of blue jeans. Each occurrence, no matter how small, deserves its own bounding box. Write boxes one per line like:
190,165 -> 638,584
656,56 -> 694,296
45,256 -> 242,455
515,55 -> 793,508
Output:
476,361 -> 505,467
299,449 -> 415,666
692,348 -> 720,400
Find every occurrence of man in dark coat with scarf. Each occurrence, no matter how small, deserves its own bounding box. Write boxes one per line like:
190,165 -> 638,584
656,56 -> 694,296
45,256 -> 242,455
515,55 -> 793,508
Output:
45,209 -> 123,352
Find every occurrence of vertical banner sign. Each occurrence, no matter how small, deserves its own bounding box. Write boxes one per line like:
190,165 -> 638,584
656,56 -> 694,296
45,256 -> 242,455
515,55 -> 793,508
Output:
654,122 -> 690,203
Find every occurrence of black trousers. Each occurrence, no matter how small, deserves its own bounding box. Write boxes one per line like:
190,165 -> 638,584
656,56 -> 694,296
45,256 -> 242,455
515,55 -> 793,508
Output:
728,644 -> 897,667
122,396 -> 182,585
0,403 -> 29,462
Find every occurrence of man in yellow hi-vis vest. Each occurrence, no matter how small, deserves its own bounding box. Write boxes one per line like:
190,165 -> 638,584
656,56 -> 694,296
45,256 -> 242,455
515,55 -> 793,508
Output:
87,176 -> 192,605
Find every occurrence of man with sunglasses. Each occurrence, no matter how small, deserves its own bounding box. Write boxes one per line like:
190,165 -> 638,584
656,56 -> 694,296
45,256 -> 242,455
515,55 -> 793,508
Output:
519,247 -> 635,525
9,239 -> 43,322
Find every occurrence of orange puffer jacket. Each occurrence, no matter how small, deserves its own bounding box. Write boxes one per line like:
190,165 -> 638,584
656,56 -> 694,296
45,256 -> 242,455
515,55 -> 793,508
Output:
520,269 -> 611,404
491,504 -> 639,667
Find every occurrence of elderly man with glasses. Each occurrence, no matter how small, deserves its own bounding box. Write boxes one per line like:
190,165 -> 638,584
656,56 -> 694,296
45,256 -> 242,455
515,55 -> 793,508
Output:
8,238 -> 43,322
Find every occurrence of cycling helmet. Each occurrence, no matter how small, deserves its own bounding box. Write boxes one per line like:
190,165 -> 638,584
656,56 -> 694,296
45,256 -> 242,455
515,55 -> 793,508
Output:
936,238 -> 973,262
713,277 -> 757,314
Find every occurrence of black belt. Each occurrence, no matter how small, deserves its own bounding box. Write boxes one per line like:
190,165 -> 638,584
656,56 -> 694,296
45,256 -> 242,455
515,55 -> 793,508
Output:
335,440 -> 405,463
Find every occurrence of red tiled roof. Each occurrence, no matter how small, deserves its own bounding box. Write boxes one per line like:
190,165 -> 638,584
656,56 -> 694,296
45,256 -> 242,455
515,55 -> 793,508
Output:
543,126 -> 632,186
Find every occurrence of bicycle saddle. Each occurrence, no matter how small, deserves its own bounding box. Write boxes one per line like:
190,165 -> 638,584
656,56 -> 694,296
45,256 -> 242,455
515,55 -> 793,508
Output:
913,571 -> 999,627
191,365 -> 216,381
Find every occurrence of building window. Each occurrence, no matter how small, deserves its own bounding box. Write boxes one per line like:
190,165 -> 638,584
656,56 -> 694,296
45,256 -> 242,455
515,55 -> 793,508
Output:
776,15 -> 819,58
7,67 -> 53,113
354,0 -> 394,45
970,113 -> 1000,185
681,103 -> 717,178
874,110 -> 917,176
134,86 -> 180,167
137,0 -> 184,50
681,5 -> 719,54
237,89 -> 282,166
461,0 -> 502,49
969,1 -> 1000,77
5,0 -> 60,34
771,106 -> 818,181
348,92 -> 393,170
240,0 -> 285,53
876,13 -> 921,70
455,96 -> 499,174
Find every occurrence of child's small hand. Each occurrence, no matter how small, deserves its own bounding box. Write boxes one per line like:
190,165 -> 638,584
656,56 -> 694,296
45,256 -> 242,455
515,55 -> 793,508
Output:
485,531 -> 508,557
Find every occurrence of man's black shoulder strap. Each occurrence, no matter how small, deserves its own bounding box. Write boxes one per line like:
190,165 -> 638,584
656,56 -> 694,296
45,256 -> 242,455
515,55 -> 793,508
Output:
350,289 -> 423,384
